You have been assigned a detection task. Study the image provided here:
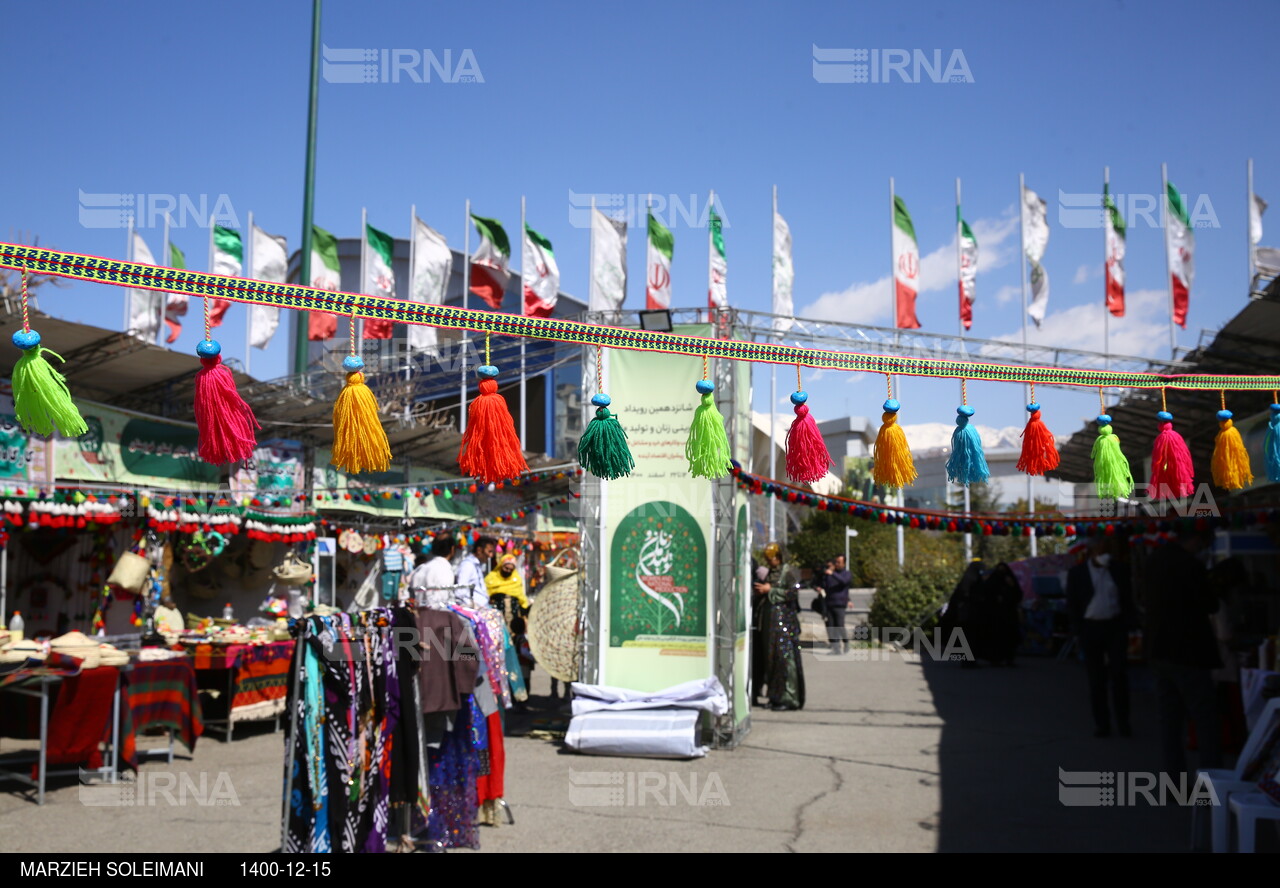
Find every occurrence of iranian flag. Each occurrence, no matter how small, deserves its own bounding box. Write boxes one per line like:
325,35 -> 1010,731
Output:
646,212 -> 674,310
249,224 -> 288,349
469,215 -> 511,308
958,216 -> 978,331
892,195 -> 920,329
1166,181 -> 1194,328
1104,184 -> 1126,318
208,225 -> 242,329
308,224 -> 341,341
163,243 -> 188,344
127,232 -> 161,342
362,221 -> 395,339
589,208 -> 627,312
522,224 -> 560,318
708,208 -> 727,309
1022,186 -> 1051,327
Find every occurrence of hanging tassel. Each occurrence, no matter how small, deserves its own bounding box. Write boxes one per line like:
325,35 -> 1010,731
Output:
1091,413 -> 1133,499
1211,396 -> 1253,491
578,345 -> 634,480
686,377 -> 731,479
1150,402 -> 1194,501
872,378 -> 917,490
1016,387 -> 1059,477
193,339 -> 259,465
9,269 -> 87,439
784,389 -> 833,483
1266,401 -> 1280,483
946,402 -> 990,485
458,362 -> 528,484
331,354 -> 391,474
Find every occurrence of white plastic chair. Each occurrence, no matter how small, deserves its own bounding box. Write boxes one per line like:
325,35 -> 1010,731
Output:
1228,793 -> 1280,852
1196,698 -> 1280,852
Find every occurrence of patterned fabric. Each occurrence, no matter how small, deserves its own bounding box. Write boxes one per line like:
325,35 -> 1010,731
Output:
6,243 -> 1278,391
426,694 -> 481,850
764,564 -> 805,710
122,659 -> 203,755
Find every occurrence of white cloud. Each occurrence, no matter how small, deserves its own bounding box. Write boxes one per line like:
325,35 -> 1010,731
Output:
801,209 -> 1020,325
993,284 -> 1020,305
900,422 -> 1027,452
986,288 -> 1169,358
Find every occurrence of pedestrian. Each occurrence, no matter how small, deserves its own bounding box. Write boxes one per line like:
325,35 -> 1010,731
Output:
751,561 -> 770,705
1067,534 -> 1135,738
818,555 -> 852,654
755,543 -> 805,711
510,616 -> 534,711
454,536 -> 496,609
485,553 -> 529,618
1140,524 -> 1222,775
408,535 -> 458,606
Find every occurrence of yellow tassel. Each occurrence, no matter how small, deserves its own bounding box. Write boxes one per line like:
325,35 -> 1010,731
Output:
1211,413 -> 1253,491
872,409 -> 917,490
332,371 -> 391,474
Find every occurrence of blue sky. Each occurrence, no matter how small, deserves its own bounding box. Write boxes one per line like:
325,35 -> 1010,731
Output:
4,0 -> 1277,447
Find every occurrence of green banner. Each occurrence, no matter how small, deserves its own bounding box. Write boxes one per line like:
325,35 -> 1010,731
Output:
54,399 -> 217,489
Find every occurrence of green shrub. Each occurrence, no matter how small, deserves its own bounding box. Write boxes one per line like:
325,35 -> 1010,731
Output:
867,561 -> 956,634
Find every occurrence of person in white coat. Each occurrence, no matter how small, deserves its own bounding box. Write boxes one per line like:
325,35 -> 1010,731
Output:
454,536 -> 496,609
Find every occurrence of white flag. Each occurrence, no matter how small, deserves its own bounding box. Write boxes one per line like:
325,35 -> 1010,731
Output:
589,209 -> 627,312
1022,186 -> 1051,326
409,217 -> 451,351
772,210 -> 794,332
127,232 -> 161,342
1251,192 -> 1267,247
708,209 -> 727,309
249,224 -> 287,349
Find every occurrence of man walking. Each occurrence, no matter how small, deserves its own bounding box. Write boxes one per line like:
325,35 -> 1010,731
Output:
817,555 -> 852,654
455,536 -> 497,609
1067,535 -> 1135,737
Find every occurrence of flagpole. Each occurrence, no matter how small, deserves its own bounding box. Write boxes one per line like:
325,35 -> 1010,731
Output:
769,185 -> 778,542
295,0 -> 322,378
245,211 -> 253,376
124,218 -> 133,333
955,177 -> 971,565
589,195 -> 596,314
1103,167 -> 1110,369
461,200 -> 471,434
1018,173 -> 1036,556
407,203 -> 416,388
1248,158 -> 1256,294
889,176 -> 897,337
160,212 -> 171,347
520,195 -> 527,450
359,207 -> 368,350
1161,163 -> 1176,360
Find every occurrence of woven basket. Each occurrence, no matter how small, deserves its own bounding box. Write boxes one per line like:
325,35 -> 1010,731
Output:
527,560 -> 582,682
107,551 -> 150,594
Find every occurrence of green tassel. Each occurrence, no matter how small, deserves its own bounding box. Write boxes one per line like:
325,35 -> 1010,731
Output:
578,406 -> 635,480
11,337 -> 87,438
1091,419 -> 1133,499
686,387 -> 731,479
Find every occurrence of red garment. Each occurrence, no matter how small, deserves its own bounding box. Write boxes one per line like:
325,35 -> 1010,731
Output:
39,666 -> 121,775
476,711 -> 504,802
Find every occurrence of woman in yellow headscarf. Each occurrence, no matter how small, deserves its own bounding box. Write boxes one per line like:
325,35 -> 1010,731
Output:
485,553 -> 529,613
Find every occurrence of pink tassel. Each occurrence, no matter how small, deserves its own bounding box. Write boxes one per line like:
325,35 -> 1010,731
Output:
784,390 -> 832,483
1150,411 -> 1194,501
194,341 -> 259,465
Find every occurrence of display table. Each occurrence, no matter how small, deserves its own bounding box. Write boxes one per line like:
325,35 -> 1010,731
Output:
184,640 -> 294,741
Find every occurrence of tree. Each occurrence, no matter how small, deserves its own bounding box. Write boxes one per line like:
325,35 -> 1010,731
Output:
947,481 -> 1071,564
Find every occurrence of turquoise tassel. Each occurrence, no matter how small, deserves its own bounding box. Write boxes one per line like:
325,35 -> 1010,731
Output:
1266,404 -> 1280,483
946,405 -> 989,485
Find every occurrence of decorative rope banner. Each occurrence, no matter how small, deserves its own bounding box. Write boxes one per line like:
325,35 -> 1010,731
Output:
5,242 -> 1280,391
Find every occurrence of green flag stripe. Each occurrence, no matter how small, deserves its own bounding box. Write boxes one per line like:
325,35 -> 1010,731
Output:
524,224 -> 554,255
1166,182 -> 1191,227
960,219 -> 976,243
710,210 -> 725,259
471,215 -> 510,256
647,212 -> 674,260
893,195 -> 916,241
213,225 -> 242,261
366,223 -> 394,265
1104,193 -> 1127,238
312,225 -> 341,272
168,243 -> 185,269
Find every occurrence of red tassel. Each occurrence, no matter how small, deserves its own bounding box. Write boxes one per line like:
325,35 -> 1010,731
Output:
194,353 -> 259,465
784,391 -> 832,483
1150,414 -> 1194,500
458,376 -> 528,484
1016,404 -> 1060,476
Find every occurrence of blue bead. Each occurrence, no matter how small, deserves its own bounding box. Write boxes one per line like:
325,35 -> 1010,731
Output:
477,364 -> 499,379
957,405 -> 975,417
883,398 -> 901,413
1026,402 -> 1040,412
1156,410 -> 1173,422
1271,404 -> 1280,414
695,379 -> 715,395
1217,409 -> 1233,421
1096,414 -> 1111,424
196,339 -> 221,358
11,329 -> 40,351
591,393 -> 611,407
342,354 -> 365,371
790,391 -> 808,405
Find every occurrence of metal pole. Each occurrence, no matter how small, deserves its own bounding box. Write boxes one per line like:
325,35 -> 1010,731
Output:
407,204 -> 416,391
160,212 -> 171,347
359,207 -> 367,347
123,218 -> 134,333
769,188 -> 778,540
1248,158 -> 1256,294
520,195 -> 527,449
1162,163 -> 1176,360
889,176 -> 896,333
956,178 -> 972,564
1017,174 -> 1037,557
1103,167 -> 1110,369
245,210 -> 253,376
461,200 -> 471,433
0,546 -> 7,635
295,0 -> 321,377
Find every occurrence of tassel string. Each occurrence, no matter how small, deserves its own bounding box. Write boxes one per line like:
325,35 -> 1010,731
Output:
20,267 -> 30,333
961,378 -> 968,406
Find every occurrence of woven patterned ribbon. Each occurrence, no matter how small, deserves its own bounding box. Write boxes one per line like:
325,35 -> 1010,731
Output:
4,242 -> 1278,391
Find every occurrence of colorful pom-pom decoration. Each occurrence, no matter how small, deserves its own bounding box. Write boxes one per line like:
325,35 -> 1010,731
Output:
331,353 -> 391,475
1210,403 -> 1252,491
871,389 -> 917,490
458,360 -> 528,483
1150,408 -> 1194,501
193,338 -> 259,465
784,388 -> 833,484
1091,413 -> 1133,500
1016,398 -> 1060,477
11,327 -> 87,439
946,404 -> 989,485
686,377 -> 732,479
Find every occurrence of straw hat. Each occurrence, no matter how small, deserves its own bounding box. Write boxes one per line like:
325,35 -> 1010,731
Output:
527,560 -> 582,682
50,631 -> 101,669
0,639 -> 46,664
96,643 -> 130,667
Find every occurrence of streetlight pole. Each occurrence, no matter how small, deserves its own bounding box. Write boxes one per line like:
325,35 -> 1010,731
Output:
294,0 -> 322,377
